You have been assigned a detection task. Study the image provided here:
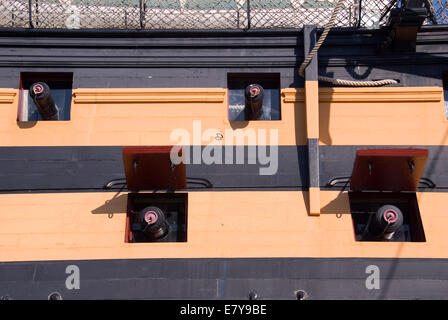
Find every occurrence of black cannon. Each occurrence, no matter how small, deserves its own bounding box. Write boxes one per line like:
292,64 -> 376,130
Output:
244,83 -> 264,120
363,205 -> 404,241
29,82 -> 59,120
138,206 -> 170,241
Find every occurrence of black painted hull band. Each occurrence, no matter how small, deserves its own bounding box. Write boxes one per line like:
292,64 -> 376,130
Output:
1,145 -> 448,192
1,257 -> 448,300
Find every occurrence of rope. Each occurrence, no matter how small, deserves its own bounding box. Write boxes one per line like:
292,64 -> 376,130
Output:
378,0 -> 407,53
298,0 -> 398,87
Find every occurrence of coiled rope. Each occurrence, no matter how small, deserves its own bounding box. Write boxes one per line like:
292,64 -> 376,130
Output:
298,0 -> 398,87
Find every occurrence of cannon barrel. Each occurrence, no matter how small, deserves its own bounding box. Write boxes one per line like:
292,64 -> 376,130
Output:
29,82 -> 59,120
244,84 -> 264,120
138,206 -> 170,241
364,205 -> 404,241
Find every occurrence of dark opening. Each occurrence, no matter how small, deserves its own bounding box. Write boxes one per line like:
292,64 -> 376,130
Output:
126,193 -> 188,243
349,192 -> 426,242
295,290 -> 308,300
227,73 -> 281,121
18,72 -> 73,121
248,290 -> 259,300
48,292 -> 63,300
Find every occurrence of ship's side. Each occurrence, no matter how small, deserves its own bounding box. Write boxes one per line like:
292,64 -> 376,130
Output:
0,24 -> 448,299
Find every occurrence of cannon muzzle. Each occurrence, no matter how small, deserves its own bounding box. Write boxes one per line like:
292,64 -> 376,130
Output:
29,82 -> 59,120
244,84 -> 264,120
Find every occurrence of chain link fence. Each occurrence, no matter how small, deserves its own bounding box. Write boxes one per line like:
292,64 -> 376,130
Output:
433,0 -> 448,23
0,0 -> 446,30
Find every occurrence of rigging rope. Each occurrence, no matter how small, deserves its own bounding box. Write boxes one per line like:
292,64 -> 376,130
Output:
298,0 -> 398,87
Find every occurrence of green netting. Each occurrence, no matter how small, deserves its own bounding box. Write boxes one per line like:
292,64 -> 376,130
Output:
146,0 -> 181,9
251,0 -> 293,9
185,0 -> 239,10
302,0 -> 337,8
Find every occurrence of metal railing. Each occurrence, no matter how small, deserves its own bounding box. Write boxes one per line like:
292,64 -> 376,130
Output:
0,0 -> 446,30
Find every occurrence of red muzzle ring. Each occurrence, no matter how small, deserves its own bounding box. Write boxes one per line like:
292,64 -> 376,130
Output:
249,85 -> 261,97
383,209 -> 398,223
32,84 -> 44,95
144,211 -> 158,224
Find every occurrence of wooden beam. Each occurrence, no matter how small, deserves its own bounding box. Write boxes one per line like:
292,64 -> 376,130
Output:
304,25 -> 320,216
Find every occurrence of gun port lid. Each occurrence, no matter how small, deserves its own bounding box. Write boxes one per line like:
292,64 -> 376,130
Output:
350,148 -> 428,192
122,146 -> 186,191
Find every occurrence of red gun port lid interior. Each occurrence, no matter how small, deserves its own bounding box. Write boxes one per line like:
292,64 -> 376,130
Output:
122,146 -> 186,191
350,148 -> 429,192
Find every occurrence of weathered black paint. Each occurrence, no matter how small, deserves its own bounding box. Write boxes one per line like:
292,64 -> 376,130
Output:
0,26 -> 447,302
319,145 -> 448,191
1,257 -> 448,299
0,146 -> 309,192
303,25 -> 318,81
1,145 -> 448,193
307,139 -> 319,188
303,26 -> 320,191
0,26 -> 446,89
